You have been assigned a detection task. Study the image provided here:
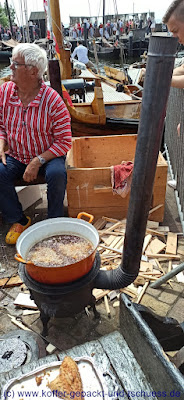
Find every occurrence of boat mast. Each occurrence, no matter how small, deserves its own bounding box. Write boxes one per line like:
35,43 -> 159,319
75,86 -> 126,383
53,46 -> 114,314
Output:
5,0 -> 13,38
103,0 -> 105,35
49,0 -> 71,79
23,0 -> 30,42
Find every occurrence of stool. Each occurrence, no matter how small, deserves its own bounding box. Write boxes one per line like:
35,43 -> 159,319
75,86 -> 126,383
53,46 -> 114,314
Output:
14,176 -> 46,187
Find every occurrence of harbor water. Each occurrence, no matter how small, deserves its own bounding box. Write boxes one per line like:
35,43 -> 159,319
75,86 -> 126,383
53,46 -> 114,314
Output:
0,56 -> 140,78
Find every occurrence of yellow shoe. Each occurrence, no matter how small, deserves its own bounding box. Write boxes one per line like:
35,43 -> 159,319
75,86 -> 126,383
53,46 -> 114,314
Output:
5,217 -> 31,245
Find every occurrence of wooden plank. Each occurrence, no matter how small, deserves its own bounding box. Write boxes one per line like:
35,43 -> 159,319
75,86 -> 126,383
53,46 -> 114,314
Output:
100,234 -> 118,246
145,238 -> 166,255
135,282 -> 149,304
66,335 -> 129,399
68,206 -> 164,222
67,189 -> 130,208
146,220 -> 159,229
142,234 -> 152,253
146,253 -> 180,260
93,218 -> 107,230
99,230 -> 124,237
92,288 -> 110,301
100,236 -> 123,255
14,293 -> 38,309
146,228 -> 165,239
149,204 -> 163,216
154,259 -> 173,288
70,135 -> 137,168
166,232 -> 178,255
102,220 -> 123,233
0,275 -> 22,288
104,295 -> 111,317
67,167 -> 112,188
99,331 -> 156,398
140,261 -> 153,272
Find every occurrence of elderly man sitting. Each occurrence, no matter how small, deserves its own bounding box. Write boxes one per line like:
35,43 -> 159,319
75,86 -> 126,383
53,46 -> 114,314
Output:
0,43 -> 72,244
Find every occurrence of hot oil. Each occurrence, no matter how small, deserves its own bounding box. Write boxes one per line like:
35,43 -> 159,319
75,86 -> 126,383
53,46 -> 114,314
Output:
26,234 -> 94,267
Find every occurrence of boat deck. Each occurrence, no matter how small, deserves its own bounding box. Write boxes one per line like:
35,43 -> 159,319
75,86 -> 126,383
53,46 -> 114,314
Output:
80,69 -> 132,103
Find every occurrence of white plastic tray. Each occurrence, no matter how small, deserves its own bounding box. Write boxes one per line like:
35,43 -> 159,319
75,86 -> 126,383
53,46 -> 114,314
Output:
1,357 -> 106,400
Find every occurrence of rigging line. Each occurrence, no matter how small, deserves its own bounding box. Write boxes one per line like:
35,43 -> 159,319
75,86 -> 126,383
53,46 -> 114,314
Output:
9,0 -> 21,27
88,0 -> 91,18
97,0 -> 102,19
113,0 -> 118,18
50,16 -> 63,38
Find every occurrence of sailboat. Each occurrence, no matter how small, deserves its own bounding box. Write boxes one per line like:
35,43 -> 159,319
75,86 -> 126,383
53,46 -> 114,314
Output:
42,0 -> 142,136
87,0 -> 121,60
88,38 -> 121,60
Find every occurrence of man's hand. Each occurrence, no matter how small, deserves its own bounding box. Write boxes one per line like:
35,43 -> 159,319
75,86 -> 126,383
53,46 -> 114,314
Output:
23,157 -> 40,182
0,139 -> 6,165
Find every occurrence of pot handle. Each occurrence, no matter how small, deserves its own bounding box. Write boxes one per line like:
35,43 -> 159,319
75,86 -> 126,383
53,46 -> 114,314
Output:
14,254 -> 32,264
77,212 -> 94,224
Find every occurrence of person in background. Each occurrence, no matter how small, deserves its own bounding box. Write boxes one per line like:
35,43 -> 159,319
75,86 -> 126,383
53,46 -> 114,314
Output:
163,0 -> 184,88
161,0 -> 184,189
0,43 -> 72,245
151,17 -> 156,33
146,17 -> 152,35
142,1 -> 184,88
71,40 -> 97,73
99,23 -> 103,37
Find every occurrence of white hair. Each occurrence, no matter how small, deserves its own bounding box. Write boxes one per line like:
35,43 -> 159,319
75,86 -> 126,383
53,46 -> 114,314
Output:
12,43 -> 48,79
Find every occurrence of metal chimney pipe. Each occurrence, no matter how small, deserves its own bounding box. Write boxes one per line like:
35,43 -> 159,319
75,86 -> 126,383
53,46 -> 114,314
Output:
94,36 -> 178,289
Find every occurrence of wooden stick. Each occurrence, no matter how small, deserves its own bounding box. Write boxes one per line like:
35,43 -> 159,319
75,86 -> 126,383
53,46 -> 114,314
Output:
146,228 -> 165,239
104,295 -> 111,318
98,230 -> 124,237
146,253 -> 180,260
138,274 -> 159,281
139,271 -> 162,276
102,221 -> 124,233
98,244 -> 122,254
135,281 -> 149,304
0,275 -> 23,288
149,204 -> 163,215
167,260 -> 173,288
93,289 -> 110,301
102,216 -> 120,223
8,314 -> 30,331
155,259 -> 173,289
168,260 -> 172,273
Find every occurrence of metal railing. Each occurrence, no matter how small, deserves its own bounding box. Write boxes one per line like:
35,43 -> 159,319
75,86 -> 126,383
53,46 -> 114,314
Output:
164,87 -> 184,232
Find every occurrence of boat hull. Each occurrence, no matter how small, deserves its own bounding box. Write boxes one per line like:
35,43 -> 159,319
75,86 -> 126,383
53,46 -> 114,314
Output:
71,118 -> 139,136
0,50 -> 12,62
88,47 -> 120,59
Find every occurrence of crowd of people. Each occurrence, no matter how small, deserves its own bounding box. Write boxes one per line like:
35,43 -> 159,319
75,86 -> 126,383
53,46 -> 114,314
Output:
0,22 -> 41,43
68,16 -> 156,40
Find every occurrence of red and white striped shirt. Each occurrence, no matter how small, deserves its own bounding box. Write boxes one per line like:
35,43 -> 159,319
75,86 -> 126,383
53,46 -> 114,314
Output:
0,81 -> 72,164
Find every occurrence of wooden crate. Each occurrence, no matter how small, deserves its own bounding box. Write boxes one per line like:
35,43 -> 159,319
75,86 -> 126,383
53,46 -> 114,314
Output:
67,135 -> 168,222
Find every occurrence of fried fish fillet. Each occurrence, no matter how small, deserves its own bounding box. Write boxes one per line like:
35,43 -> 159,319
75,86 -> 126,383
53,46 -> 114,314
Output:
48,356 -> 83,399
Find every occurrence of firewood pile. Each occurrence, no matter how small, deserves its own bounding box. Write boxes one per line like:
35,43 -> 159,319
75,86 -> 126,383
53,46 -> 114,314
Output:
93,215 -> 183,312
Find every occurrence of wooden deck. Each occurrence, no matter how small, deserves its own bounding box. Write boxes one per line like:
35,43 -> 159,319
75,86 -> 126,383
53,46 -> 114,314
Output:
80,70 -> 132,103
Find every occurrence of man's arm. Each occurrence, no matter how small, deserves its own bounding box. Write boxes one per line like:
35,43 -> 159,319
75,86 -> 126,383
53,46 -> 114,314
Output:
171,64 -> 184,88
23,96 -> 72,183
71,47 -> 77,59
23,150 -> 56,183
0,138 -> 6,165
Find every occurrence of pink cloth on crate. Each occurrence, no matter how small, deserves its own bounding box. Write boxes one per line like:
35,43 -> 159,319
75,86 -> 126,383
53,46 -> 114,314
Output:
111,161 -> 134,198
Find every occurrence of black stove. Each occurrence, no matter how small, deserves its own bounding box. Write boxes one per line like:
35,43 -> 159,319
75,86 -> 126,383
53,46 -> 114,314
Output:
19,252 -> 101,336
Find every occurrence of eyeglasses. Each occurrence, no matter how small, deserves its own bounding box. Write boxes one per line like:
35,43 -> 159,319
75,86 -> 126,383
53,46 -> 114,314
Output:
9,58 -> 33,69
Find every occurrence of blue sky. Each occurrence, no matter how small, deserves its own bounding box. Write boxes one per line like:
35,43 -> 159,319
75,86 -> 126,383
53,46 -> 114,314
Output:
11,0 -> 170,26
